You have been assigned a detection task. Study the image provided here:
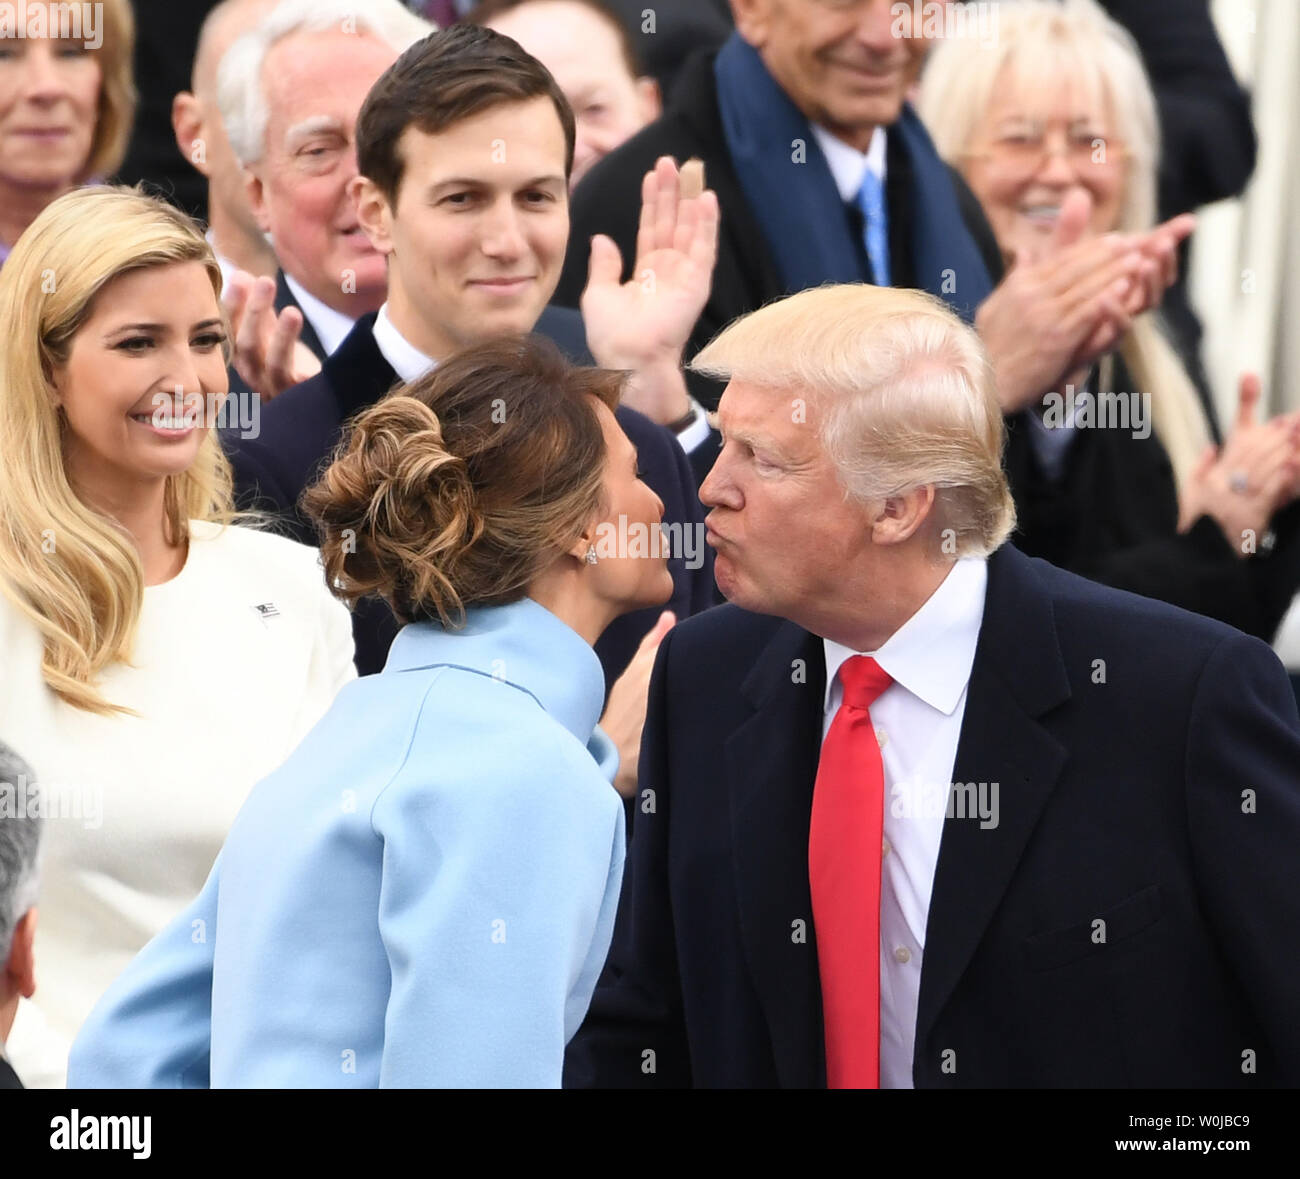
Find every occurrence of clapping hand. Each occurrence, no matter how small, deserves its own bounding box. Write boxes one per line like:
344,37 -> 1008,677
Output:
1177,373 -> 1300,554
977,190 -> 1195,413
224,271 -> 322,402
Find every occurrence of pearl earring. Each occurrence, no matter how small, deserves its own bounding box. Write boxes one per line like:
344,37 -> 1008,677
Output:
585,545 -> 598,565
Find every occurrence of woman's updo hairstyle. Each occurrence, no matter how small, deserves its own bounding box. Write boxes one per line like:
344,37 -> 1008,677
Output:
304,334 -> 622,626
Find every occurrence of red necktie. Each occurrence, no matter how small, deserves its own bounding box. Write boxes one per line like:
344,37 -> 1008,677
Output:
809,655 -> 893,1088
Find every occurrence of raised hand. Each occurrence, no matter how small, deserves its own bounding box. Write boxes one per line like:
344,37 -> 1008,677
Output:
581,156 -> 719,424
224,271 -> 322,402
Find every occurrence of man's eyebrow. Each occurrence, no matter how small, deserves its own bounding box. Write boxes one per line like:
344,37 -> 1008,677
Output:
724,424 -> 786,455
427,174 -> 566,191
284,116 -> 343,146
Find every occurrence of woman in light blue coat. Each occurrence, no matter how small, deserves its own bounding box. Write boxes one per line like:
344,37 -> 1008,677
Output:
68,336 -> 675,1087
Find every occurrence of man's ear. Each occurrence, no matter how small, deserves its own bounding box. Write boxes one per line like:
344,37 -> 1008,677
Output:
869,485 -> 937,547
244,168 -> 271,234
171,91 -> 213,179
635,76 -> 662,125
353,176 -> 395,256
5,909 -> 37,999
729,0 -> 771,48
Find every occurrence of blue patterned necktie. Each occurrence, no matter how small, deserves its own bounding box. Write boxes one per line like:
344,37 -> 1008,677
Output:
855,168 -> 891,288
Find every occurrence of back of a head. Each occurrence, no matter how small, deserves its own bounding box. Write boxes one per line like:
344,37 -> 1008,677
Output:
304,335 -> 621,626
465,0 -> 645,79
356,24 -> 577,204
0,187 -> 233,715
917,0 -> 1158,232
0,742 -> 40,967
692,284 -> 1015,558
218,0 -> 433,167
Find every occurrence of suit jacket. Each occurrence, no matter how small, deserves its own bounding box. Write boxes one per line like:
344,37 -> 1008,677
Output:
69,599 -> 625,1087
1005,354 -> 1300,641
565,544 -> 1300,1087
226,271 -> 328,400
0,1053 -> 21,1089
226,307 -> 715,683
555,51 -> 1004,400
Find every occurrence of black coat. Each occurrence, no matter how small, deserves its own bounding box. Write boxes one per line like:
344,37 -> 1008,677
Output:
565,544 -> 1300,1087
0,1055 -> 21,1089
225,308 -> 714,684
1097,0 -> 1258,408
1005,354 -> 1300,640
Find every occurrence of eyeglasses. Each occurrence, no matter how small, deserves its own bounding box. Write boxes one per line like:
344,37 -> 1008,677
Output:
963,127 -> 1129,179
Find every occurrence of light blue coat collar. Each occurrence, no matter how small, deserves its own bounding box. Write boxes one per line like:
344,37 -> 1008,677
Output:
383,597 -> 607,750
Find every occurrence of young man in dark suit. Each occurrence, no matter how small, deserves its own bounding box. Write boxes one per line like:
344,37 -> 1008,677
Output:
227,28 -> 718,786
565,284 -> 1300,1088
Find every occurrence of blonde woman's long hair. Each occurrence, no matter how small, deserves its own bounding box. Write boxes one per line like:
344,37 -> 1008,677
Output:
917,0 -> 1211,489
0,186 -> 235,716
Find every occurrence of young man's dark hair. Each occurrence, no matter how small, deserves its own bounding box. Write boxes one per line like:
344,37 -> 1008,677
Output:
464,0 -> 645,80
357,24 -> 576,206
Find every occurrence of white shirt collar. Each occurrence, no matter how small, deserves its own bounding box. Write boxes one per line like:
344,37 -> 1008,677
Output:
810,124 -> 888,204
822,557 -> 988,717
283,274 -> 356,358
372,303 -> 437,384
205,229 -> 239,296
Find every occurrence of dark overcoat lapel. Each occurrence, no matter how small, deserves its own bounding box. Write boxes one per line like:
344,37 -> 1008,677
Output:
725,619 -> 827,1087
915,547 -> 1071,1074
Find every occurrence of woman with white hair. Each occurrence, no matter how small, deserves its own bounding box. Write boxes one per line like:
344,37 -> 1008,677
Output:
0,187 -> 355,1086
917,0 -> 1300,638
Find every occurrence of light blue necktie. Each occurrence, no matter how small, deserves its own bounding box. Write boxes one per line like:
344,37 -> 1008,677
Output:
854,169 -> 891,288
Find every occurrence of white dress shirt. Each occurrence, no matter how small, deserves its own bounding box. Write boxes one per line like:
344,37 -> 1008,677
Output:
205,229 -> 238,296
810,124 -> 888,204
372,302 -> 437,382
821,556 -> 988,1088
283,274 -> 356,358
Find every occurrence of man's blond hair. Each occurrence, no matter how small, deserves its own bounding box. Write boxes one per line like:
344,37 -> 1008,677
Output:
691,284 -> 1015,558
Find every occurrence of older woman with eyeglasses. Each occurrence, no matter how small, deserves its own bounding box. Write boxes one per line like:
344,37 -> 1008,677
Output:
918,0 -> 1300,639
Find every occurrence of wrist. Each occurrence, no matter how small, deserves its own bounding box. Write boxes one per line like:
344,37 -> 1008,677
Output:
620,358 -> 690,426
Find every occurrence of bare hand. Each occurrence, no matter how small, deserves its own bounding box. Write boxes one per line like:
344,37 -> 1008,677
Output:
1177,373 -> 1300,554
977,191 -> 1195,413
599,610 -> 676,800
224,271 -> 322,402
581,156 -> 718,423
